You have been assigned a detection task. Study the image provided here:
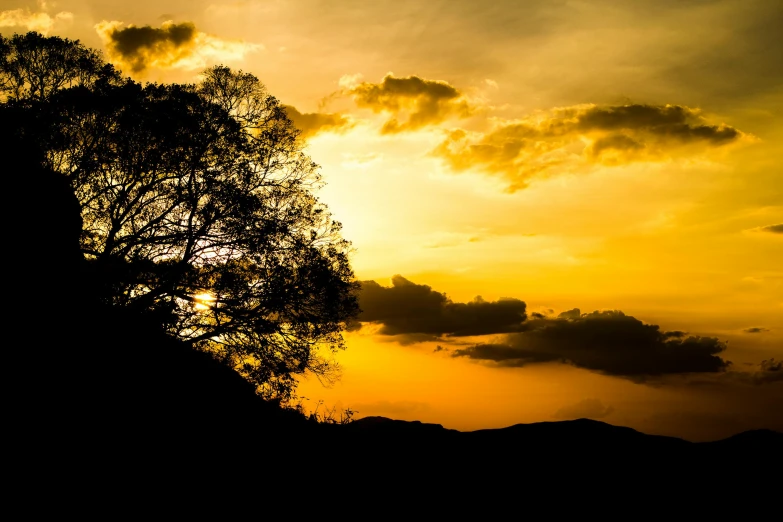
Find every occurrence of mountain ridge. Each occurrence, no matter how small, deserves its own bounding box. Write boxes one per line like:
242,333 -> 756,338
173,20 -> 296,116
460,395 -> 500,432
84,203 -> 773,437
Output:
344,414 -> 780,445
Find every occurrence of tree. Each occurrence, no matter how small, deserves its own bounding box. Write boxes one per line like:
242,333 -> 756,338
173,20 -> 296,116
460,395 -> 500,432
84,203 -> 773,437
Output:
0,32 -> 121,102
1,32 -> 360,400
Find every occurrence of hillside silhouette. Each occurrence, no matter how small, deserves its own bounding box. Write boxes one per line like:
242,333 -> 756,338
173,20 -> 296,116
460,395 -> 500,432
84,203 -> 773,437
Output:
5,106 -> 780,507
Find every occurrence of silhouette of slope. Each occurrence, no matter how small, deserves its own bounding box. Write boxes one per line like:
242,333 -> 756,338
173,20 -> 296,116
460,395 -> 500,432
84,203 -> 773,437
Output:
4,122 -> 312,476
326,415 -> 781,458
343,416 -> 460,436
698,428 -> 782,450
5,119 -> 780,504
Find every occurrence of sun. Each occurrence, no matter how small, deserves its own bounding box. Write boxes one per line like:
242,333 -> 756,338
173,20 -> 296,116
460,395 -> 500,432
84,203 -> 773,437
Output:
193,292 -> 216,311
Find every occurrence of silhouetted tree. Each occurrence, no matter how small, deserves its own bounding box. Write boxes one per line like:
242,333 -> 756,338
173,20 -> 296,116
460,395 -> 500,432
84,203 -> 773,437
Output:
0,32 -> 121,102
1,32 -> 359,400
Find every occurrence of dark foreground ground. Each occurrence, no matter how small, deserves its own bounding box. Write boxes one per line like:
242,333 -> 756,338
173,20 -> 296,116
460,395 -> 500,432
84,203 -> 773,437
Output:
7,135 -> 780,510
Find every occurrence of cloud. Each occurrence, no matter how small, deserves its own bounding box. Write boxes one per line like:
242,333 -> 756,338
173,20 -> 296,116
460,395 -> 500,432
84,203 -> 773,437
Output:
347,74 -> 472,133
758,224 -> 783,234
283,105 -> 354,139
432,103 -> 746,191
757,359 -> 783,382
95,20 -> 262,73
695,359 -> 783,386
743,327 -> 770,334
452,310 -> 730,380
339,152 -> 382,170
338,73 -> 364,90
554,398 -> 614,420
0,8 -> 72,35
356,276 -> 745,382
355,275 -> 527,337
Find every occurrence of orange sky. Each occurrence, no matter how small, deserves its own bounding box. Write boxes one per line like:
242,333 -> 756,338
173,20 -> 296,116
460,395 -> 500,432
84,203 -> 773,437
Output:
3,0 -> 781,440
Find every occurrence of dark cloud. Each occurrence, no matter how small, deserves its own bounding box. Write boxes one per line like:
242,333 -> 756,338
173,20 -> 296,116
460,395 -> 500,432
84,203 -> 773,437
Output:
432,104 -> 745,191
348,74 -> 472,133
588,134 -> 644,163
98,21 -> 197,72
733,359 -> 783,385
576,105 -> 740,144
554,398 -> 614,420
690,359 -> 783,387
355,276 -> 745,382
452,310 -> 730,380
759,358 -> 782,374
95,20 -> 260,73
557,308 -> 581,320
283,105 -> 354,138
759,224 -> 783,234
356,275 -> 527,337
743,327 -> 770,334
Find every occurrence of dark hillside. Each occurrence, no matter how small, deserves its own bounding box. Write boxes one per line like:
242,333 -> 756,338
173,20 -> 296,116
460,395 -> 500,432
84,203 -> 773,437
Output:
5,128 -> 779,501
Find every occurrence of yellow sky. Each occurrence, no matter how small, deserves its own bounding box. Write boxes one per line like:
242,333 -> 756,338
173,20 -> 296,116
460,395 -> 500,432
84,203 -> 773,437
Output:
3,0 -> 781,440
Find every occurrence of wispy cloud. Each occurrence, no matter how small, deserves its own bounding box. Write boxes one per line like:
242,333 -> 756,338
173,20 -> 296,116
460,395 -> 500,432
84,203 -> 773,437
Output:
743,327 -> 770,334
283,105 -> 354,139
554,398 -> 614,420
0,8 -> 72,35
758,223 -> 783,234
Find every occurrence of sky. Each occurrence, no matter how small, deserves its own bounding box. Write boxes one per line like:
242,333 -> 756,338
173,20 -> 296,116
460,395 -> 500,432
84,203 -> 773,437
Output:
2,0 -> 781,440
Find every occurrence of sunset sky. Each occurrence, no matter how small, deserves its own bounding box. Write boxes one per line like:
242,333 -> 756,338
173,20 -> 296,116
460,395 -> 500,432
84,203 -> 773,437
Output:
3,0 -> 781,440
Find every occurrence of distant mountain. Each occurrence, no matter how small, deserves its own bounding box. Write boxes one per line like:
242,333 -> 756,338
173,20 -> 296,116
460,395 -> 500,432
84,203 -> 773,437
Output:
330,415 -> 781,457
341,415 -> 780,449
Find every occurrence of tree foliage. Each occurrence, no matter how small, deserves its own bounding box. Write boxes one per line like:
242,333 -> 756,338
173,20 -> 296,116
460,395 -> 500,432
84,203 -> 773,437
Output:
1,32 -> 359,400
0,32 -> 121,102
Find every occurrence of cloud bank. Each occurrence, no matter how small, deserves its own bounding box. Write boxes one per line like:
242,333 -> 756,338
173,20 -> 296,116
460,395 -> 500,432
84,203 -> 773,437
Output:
354,277 -> 740,381
432,104 -> 746,191
452,309 -> 730,380
95,20 -> 261,73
